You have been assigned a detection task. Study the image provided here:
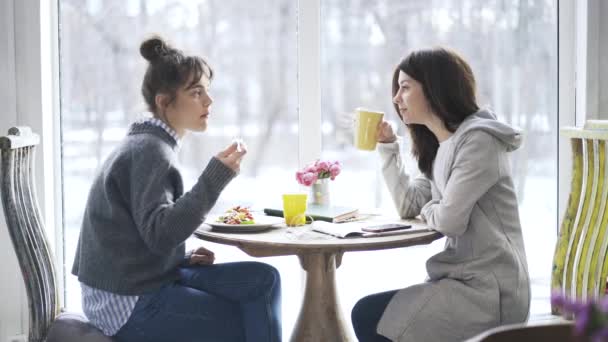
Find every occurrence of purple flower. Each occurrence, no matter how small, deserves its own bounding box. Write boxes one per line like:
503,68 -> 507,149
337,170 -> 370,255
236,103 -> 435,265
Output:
552,291 -> 608,340
592,327 -> 608,342
551,291 -> 590,314
574,303 -> 592,336
600,296 -> 608,314
566,300 -> 591,315
551,291 -> 566,309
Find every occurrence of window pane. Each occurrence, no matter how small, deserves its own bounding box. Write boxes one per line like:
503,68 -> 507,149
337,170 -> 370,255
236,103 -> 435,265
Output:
321,0 -> 557,327
59,0 -> 298,335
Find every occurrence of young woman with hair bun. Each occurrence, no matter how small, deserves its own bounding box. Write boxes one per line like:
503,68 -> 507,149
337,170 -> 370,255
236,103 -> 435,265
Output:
72,36 -> 282,342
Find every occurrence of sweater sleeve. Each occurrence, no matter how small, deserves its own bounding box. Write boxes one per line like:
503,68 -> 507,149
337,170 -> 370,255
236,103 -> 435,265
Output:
420,131 -> 500,237
378,139 -> 432,219
128,145 -> 235,253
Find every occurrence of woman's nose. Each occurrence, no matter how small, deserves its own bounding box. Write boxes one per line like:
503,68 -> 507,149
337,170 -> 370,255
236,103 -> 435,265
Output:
392,94 -> 400,104
204,95 -> 213,107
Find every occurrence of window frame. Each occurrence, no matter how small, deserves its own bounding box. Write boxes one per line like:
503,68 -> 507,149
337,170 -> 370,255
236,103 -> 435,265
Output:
6,0 -> 575,316
297,0 -> 322,167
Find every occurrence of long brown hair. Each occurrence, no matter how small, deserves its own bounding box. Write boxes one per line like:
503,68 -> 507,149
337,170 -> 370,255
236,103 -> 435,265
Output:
140,36 -> 213,115
392,47 -> 479,179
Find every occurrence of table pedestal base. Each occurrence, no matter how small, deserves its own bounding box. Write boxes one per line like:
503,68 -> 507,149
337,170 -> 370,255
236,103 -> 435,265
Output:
290,252 -> 353,342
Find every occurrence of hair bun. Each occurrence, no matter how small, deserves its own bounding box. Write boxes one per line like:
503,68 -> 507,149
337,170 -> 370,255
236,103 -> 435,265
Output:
140,37 -> 172,63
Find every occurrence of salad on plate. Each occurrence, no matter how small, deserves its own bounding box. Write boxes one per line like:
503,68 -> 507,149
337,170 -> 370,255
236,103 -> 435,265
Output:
216,206 -> 255,225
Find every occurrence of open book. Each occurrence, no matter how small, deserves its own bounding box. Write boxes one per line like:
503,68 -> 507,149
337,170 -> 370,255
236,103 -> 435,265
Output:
311,221 -> 433,238
263,204 -> 359,223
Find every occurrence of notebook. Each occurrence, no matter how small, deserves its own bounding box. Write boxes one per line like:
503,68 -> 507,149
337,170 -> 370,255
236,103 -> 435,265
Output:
263,204 -> 359,223
310,221 -> 432,238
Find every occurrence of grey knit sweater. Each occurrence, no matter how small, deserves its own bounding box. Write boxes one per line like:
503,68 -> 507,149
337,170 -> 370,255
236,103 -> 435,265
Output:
72,122 -> 235,295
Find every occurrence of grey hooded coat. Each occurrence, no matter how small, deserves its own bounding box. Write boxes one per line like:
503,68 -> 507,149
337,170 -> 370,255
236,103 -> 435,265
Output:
376,110 -> 530,341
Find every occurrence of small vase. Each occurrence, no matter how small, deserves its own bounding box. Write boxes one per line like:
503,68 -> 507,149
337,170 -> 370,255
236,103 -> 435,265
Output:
310,178 -> 330,206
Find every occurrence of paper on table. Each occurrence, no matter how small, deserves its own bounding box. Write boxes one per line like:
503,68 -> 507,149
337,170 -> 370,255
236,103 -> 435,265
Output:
311,221 -> 432,238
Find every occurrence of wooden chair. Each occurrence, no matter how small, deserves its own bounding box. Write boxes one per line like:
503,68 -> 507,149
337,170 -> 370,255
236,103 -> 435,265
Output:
552,120 -> 608,310
469,121 -> 608,341
0,127 -> 112,342
465,322 -> 575,342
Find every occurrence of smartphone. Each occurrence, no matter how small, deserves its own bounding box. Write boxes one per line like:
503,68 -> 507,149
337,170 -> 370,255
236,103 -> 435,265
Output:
361,223 -> 412,233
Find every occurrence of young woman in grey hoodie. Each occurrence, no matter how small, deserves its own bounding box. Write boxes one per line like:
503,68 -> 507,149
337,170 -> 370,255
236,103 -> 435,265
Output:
351,47 -> 530,342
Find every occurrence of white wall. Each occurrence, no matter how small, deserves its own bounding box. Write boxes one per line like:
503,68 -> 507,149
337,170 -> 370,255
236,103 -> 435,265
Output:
0,0 -> 27,340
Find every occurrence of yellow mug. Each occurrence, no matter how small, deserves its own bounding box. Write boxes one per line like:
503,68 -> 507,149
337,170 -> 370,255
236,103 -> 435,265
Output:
354,108 -> 384,151
282,193 -> 308,227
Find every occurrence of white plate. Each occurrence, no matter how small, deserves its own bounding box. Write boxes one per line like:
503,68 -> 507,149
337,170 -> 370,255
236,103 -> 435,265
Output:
206,215 -> 284,233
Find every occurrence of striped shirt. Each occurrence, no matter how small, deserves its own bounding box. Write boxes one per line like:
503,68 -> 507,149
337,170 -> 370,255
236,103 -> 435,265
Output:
80,116 -> 181,336
80,284 -> 138,336
137,115 -> 181,144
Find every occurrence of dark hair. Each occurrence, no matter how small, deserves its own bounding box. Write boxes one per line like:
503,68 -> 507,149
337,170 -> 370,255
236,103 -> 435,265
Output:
140,36 -> 213,114
392,47 -> 479,179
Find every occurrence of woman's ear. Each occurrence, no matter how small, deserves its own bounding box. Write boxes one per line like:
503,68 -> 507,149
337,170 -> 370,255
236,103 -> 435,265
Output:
155,93 -> 169,113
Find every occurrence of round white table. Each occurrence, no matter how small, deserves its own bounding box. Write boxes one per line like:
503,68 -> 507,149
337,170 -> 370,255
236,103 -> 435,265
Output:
194,218 -> 442,342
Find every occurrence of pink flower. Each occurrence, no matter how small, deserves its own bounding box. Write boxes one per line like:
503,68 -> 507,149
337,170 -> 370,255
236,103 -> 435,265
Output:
295,159 -> 342,186
305,165 -> 318,174
329,164 -> 341,180
295,171 -> 305,184
316,161 -> 330,172
301,172 -> 318,186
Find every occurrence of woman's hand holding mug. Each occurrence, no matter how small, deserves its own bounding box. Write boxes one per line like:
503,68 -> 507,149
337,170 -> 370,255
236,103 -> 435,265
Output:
377,120 -> 397,144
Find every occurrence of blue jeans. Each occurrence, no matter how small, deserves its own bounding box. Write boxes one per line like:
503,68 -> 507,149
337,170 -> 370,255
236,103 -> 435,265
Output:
351,290 -> 398,342
114,261 -> 281,342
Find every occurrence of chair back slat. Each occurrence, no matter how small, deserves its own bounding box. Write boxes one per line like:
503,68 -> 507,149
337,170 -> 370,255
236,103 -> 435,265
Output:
20,147 -> 59,334
562,139 -> 591,299
583,141 -> 608,299
572,139 -> 600,299
0,127 -> 58,342
15,148 -> 45,337
551,139 -> 583,312
600,235 -> 608,295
